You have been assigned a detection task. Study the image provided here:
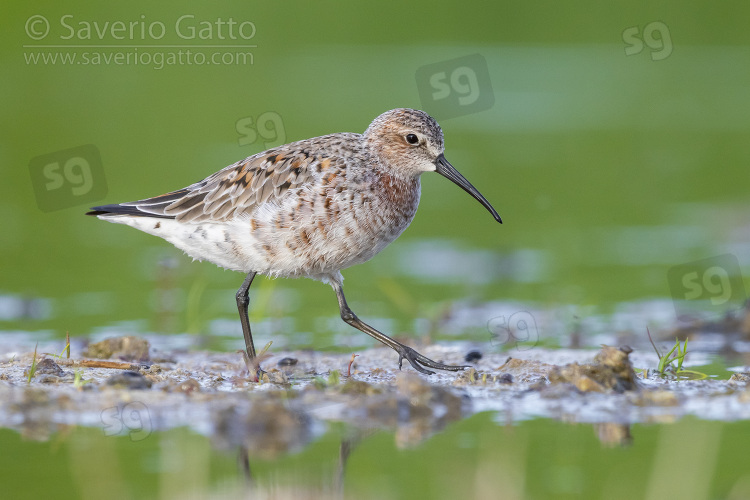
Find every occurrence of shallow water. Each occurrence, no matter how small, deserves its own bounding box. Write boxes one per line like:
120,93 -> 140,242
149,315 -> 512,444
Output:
5,0 -> 750,498
4,415 -> 750,500
3,324 -> 750,499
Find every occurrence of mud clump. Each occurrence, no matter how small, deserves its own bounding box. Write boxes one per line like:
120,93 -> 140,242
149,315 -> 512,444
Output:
106,371 -> 152,390
465,350 -> 482,363
85,336 -> 150,362
172,378 -> 201,394
729,373 -> 750,384
34,358 -> 65,376
260,369 -> 289,385
26,358 -> 72,384
548,346 -> 638,393
277,357 -> 298,367
498,358 -> 554,383
339,379 -> 381,396
454,367 -> 517,386
370,373 -> 465,424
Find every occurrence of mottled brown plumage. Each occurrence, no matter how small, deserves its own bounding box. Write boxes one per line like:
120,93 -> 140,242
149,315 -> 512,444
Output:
88,108 -> 502,375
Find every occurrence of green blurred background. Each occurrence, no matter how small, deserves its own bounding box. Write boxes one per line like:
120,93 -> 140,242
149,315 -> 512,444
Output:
3,1 -> 750,499
3,0 -> 749,347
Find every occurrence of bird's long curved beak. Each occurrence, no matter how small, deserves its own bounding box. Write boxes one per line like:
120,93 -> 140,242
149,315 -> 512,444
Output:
434,154 -> 502,223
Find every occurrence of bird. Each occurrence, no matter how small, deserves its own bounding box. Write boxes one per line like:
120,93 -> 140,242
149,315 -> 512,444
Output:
87,108 -> 502,375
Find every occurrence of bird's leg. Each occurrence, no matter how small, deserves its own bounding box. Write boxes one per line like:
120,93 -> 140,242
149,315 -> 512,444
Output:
236,271 -> 265,379
331,281 -> 468,375
236,272 -> 257,357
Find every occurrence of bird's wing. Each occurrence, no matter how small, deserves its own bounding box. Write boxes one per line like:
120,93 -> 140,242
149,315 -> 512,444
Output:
89,148 -> 327,223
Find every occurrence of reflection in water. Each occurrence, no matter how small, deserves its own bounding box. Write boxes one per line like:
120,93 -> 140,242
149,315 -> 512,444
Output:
213,396 -> 312,460
226,373 -> 468,472
391,373 -> 466,447
226,373 -> 469,496
12,388 -> 64,442
594,422 -> 632,447
3,407 -> 750,499
238,432 -> 370,498
336,436 -> 356,494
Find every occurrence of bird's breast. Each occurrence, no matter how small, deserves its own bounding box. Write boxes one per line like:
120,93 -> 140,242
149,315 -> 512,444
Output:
369,169 -> 421,234
234,168 -> 421,278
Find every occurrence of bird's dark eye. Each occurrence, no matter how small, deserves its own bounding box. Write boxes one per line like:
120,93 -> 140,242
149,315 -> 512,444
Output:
405,134 -> 419,145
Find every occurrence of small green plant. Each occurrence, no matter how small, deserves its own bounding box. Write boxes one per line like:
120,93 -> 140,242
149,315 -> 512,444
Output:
327,369 -> 340,386
27,343 -> 39,384
312,376 -> 328,390
257,341 -> 273,358
73,369 -> 91,389
43,341 -> 71,360
646,327 -> 707,380
310,370 -> 341,390
255,341 -> 273,383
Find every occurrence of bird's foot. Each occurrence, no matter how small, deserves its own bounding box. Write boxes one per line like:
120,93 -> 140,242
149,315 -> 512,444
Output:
395,344 -> 469,375
252,367 -> 268,383
237,349 -> 267,382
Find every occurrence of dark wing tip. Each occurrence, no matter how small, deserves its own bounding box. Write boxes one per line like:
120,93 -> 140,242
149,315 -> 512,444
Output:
85,203 -> 175,219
